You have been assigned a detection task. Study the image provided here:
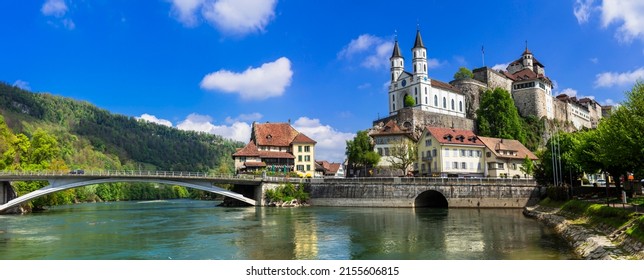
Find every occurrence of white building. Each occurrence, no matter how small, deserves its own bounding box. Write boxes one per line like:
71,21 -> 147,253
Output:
389,30 -> 466,118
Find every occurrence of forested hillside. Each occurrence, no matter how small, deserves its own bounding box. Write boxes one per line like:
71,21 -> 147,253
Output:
0,82 -> 242,171
0,82 -> 243,210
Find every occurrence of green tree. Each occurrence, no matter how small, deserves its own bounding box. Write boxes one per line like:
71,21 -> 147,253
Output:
453,67 -> 474,80
386,139 -> 418,175
519,155 -> 534,178
477,88 -> 527,144
404,94 -> 415,107
346,130 -> 380,175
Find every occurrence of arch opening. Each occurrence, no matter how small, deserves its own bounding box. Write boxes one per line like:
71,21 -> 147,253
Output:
414,190 -> 448,208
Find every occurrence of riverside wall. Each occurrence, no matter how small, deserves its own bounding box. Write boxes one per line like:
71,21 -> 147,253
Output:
307,178 -> 543,208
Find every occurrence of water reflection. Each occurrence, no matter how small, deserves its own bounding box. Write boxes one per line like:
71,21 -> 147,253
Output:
0,201 -> 575,260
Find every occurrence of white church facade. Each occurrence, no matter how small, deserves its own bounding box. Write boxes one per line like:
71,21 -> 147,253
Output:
388,30 -> 466,119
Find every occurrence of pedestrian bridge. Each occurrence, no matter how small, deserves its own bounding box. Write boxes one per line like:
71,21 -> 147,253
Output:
0,170 -> 278,213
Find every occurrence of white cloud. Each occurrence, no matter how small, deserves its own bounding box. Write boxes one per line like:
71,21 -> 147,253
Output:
603,98 -> 617,105
552,80 -> 560,90
176,113 -> 252,142
491,62 -> 510,72
225,112 -> 263,124
574,0 -> 595,24
594,67 -> 644,87
41,0 -> 68,17
169,0 -> 205,27
338,34 -> 394,70
357,83 -> 371,90
427,58 -> 444,69
12,80 -> 31,91
601,0 -> 644,43
292,117 -> 355,163
454,55 -> 467,66
137,114 -> 173,127
169,0 -> 277,36
200,57 -> 293,100
556,88 -> 578,97
590,57 -> 599,64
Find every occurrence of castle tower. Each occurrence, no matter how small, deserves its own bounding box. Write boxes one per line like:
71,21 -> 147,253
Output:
522,46 -> 533,71
412,29 -> 427,79
390,39 -> 404,82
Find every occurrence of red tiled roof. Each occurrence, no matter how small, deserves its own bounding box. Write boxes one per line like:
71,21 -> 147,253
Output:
315,160 -> 341,175
424,126 -> 484,146
252,122 -> 316,147
258,151 -> 295,159
292,133 -> 317,144
253,123 -> 300,147
244,161 -> 266,167
431,79 -> 461,93
477,136 -> 537,160
232,141 -> 260,157
328,163 -> 341,174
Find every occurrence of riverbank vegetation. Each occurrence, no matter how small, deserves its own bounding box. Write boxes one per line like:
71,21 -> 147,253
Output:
0,82 -> 243,211
538,198 -> 644,244
264,183 -> 309,205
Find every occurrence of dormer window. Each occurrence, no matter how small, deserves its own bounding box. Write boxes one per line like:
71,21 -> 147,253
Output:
266,134 -> 272,139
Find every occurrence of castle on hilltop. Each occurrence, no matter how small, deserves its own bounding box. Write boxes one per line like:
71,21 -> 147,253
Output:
373,29 -> 606,140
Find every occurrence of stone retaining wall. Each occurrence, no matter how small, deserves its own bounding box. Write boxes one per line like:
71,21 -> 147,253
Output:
523,206 -> 644,260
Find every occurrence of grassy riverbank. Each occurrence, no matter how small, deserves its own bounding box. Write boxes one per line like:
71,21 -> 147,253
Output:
538,198 -> 644,244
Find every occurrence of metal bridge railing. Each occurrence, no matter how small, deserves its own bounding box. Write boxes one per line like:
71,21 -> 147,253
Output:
0,170 -> 260,180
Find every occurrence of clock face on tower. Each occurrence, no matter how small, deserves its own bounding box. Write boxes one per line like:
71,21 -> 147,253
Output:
401,80 -> 407,87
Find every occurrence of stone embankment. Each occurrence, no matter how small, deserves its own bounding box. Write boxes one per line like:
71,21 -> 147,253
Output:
523,205 -> 644,260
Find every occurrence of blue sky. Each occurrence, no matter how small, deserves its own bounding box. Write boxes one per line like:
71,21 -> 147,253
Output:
1,0 -> 643,163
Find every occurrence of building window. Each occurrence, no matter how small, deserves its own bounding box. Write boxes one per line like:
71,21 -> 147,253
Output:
393,104 -> 396,111
421,164 -> 426,171
415,97 -> 418,104
477,151 -> 481,157
453,162 -> 459,169
468,150 -> 473,157
432,149 -> 437,157
443,97 -> 447,108
459,101 -> 463,112
304,155 -> 310,162
304,146 -> 310,152
306,165 -> 311,171
415,87 -> 418,95
297,165 -> 304,171
434,95 -> 438,106
239,157 -> 246,162
384,148 -> 390,156
453,149 -> 457,157
298,146 -> 302,152
460,149 -> 466,157
444,148 -> 449,156
511,163 -> 517,170
425,139 -> 432,146
392,95 -> 395,101
461,162 -> 467,169
451,99 -> 455,110
498,163 -> 505,169
377,148 -> 383,156
298,155 -> 302,162
486,152 -> 491,157
425,96 -> 428,104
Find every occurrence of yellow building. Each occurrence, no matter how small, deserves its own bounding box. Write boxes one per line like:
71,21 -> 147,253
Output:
477,136 -> 537,178
232,122 -> 317,177
417,126 -> 485,177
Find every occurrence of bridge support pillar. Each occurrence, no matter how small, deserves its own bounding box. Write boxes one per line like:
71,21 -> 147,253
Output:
1,181 -> 17,206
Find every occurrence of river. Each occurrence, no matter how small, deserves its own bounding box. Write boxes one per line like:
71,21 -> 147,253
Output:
0,199 -> 575,260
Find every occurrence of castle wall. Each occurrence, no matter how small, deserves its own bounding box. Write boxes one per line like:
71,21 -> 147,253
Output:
373,107 -> 475,139
472,67 -> 512,93
450,78 -> 486,119
512,87 -> 550,119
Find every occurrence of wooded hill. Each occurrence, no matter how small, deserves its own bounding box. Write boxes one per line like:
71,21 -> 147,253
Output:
0,82 -> 242,172
0,82 -> 243,209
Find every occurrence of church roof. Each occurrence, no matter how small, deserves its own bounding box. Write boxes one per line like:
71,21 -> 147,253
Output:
431,79 -> 461,94
413,30 -> 425,49
391,40 -> 403,59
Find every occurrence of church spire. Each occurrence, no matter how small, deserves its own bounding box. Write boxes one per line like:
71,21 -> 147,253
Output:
413,29 -> 425,49
391,39 -> 402,59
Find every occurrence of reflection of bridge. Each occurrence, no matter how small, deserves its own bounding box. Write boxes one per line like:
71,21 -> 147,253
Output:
0,170 -> 304,213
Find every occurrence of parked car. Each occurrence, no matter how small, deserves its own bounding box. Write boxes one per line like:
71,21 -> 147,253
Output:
69,169 -> 85,175
596,179 -> 606,186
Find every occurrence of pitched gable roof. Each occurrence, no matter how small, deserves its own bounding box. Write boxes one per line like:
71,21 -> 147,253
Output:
232,141 -> 260,157
477,136 -> 537,160
253,122 -> 299,147
293,133 -> 317,144
431,79 -> 461,94
424,126 -> 483,146
371,120 -> 415,140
